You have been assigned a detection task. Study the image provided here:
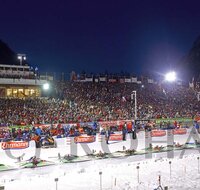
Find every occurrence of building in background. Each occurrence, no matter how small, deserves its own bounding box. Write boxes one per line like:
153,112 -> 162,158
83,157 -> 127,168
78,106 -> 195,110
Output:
0,63 -> 51,98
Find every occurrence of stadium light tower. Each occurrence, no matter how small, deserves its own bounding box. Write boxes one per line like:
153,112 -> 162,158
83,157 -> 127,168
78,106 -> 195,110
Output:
165,71 -> 176,82
131,91 -> 137,120
17,54 -> 26,65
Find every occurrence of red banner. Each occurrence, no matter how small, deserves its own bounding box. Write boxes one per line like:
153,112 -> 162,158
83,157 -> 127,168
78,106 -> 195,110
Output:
173,128 -> 187,135
99,120 -> 132,127
109,134 -> 123,141
99,121 -> 118,126
118,120 -> 132,125
74,135 -> 95,143
1,141 -> 29,150
151,130 -> 166,137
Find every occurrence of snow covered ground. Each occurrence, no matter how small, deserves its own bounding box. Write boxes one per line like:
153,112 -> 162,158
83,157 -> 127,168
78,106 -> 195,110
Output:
1,128 -> 200,190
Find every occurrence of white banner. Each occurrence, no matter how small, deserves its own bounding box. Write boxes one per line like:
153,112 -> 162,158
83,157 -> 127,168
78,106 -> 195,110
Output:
85,78 -> 93,82
99,77 -> 106,82
147,79 -> 153,83
125,78 -> 131,83
131,77 -> 137,83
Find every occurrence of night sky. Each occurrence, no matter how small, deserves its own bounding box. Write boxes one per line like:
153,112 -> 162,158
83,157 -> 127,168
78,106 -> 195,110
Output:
1,0 -> 200,76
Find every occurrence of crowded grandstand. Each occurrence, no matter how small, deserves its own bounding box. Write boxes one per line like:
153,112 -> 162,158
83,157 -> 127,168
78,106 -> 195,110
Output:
0,71 -> 200,145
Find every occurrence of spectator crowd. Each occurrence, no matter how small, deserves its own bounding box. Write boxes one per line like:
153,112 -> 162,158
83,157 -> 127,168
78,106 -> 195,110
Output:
0,82 -> 199,126
0,81 -> 199,143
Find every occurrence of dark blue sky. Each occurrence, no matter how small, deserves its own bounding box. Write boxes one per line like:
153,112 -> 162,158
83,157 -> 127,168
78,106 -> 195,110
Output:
0,0 -> 200,76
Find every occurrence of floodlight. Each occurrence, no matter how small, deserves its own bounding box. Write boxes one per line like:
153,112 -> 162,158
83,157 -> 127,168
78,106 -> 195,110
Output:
165,71 -> 176,82
43,83 -> 50,90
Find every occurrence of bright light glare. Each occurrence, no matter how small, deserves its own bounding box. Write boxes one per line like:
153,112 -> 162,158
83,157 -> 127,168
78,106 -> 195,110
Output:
18,56 -> 22,60
43,83 -> 49,90
165,71 -> 176,82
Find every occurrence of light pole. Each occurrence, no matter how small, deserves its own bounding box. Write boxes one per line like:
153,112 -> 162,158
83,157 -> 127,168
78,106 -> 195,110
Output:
169,161 -> 172,179
55,178 -> 59,190
17,54 -> 26,65
136,165 -> 140,184
99,171 -> 102,190
131,91 -> 137,120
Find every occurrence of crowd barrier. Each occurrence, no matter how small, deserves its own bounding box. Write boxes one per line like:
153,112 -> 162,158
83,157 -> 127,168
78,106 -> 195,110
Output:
66,137 -> 72,145
98,135 -> 105,142
173,128 -> 187,135
57,135 -> 96,146
74,135 -> 96,143
98,134 -> 123,142
109,134 -> 123,141
56,134 -> 123,145
0,140 -> 35,151
55,138 -> 68,147
151,130 -> 166,137
0,141 -> 36,161
0,128 -> 189,150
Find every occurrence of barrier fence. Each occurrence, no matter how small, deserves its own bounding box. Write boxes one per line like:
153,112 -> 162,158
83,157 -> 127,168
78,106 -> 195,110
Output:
151,130 -> 166,137
151,129 -> 188,137
0,140 -> 35,151
0,128 -> 189,150
0,117 -> 197,130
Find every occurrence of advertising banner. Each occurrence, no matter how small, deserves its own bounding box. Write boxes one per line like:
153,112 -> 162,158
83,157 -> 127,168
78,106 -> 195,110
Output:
151,130 -> 166,137
1,141 -> 29,150
99,77 -> 106,82
125,78 -> 131,83
131,77 -> 137,83
74,135 -> 95,143
109,134 -> 123,141
173,128 -> 187,135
